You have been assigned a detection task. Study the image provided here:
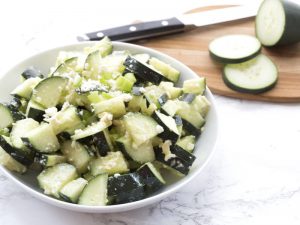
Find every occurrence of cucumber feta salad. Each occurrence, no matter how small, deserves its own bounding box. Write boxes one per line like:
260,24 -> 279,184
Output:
0,37 -> 210,205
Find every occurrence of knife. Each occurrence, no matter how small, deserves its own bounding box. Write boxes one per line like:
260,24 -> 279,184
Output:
77,4 -> 259,42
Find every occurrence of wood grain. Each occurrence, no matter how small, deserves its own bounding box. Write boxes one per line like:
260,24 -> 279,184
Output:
136,19 -> 300,103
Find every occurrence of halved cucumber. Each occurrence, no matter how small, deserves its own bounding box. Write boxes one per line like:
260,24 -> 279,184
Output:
223,54 -> 278,94
209,34 -> 262,64
31,76 -> 68,108
256,0 -> 300,46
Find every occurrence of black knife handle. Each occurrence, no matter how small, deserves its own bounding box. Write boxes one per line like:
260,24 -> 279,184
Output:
77,17 -> 185,42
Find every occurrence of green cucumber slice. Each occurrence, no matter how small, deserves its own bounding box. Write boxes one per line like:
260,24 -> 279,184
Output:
209,34 -> 262,64
223,54 -> 278,94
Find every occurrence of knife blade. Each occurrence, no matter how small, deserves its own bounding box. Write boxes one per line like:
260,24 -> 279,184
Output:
77,4 -> 260,42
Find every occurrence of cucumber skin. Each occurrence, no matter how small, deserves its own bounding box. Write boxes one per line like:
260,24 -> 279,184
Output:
209,48 -> 261,64
278,0 -> 300,45
222,70 -> 278,94
0,136 -> 33,166
256,0 -> 300,46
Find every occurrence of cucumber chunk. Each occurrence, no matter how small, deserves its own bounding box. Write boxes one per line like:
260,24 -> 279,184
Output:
148,57 -> 180,82
61,140 -> 92,174
11,77 -> 41,100
78,174 -> 108,206
89,151 -> 129,176
176,135 -> 196,153
154,142 -> 196,175
182,78 -> 206,95
137,162 -> 165,194
152,111 -> 180,143
25,100 -> 45,122
84,36 -> 113,57
47,105 -> 84,135
10,118 -> 39,155
31,76 -> 68,108
223,54 -> 278,94
124,56 -> 167,84
116,136 -> 155,163
59,178 -> 87,203
36,153 -> 66,167
0,146 -> 27,173
0,135 -> 33,166
123,112 -> 161,146
22,123 -> 60,153
107,173 -> 145,204
37,163 -> 78,198
93,97 -> 126,118
0,103 -> 16,129
71,118 -> 113,156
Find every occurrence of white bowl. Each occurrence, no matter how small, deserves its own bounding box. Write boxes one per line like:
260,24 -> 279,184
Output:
0,42 -> 218,213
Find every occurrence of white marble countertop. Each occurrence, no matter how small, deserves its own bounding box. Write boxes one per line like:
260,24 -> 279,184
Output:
1,0 -> 300,224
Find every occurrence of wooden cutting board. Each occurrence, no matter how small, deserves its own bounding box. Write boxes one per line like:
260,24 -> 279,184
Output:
137,15 -> 300,103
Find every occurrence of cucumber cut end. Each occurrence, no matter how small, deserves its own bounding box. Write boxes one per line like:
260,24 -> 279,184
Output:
223,54 -> 278,94
255,0 -> 286,46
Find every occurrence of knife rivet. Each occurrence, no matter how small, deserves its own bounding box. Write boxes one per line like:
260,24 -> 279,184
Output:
129,26 -> 137,31
96,32 -> 104,38
161,20 -> 169,26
